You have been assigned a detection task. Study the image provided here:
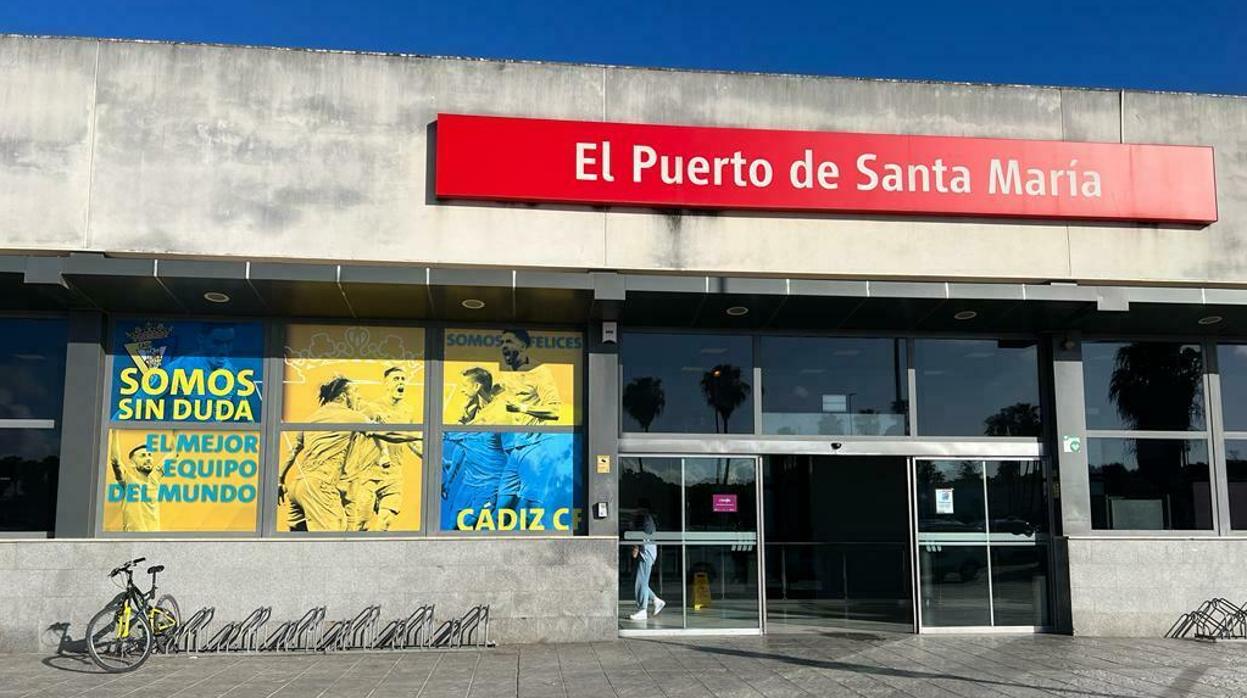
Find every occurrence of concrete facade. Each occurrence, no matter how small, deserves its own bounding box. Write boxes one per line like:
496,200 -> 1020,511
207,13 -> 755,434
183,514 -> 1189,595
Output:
1066,538 -> 1247,636
4,34 -> 1247,648
0,537 -> 617,653
0,34 -> 1245,284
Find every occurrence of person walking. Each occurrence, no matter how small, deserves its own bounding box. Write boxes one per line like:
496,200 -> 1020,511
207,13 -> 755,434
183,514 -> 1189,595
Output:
629,500 -> 665,621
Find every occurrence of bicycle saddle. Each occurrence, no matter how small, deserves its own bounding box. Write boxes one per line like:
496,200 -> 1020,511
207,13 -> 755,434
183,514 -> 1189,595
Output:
147,564 -> 165,574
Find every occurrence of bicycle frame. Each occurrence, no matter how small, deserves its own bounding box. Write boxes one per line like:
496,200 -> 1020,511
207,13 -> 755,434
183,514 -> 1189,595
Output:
112,569 -> 175,638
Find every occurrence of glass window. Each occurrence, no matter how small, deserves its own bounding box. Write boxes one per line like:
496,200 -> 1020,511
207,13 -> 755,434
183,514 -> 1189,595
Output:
621,333 -> 754,434
0,317 -> 67,532
990,546 -> 1049,626
278,324 -> 428,534
619,457 -> 682,536
104,429 -> 260,533
110,319 -> 264,424
760,337 -> 907,436
914,339 -> 1041,437
986,460 -> 1048,536
1087,438 -> 1212,530
438,326 -> 584,534
104,319 -> 265,535
1217,344 -> 1247,431
1083,341 -> 1205,431
1223,440 -> 1247,530
0,428 -> 61,532
442,327 -> 580,427
0,318 -> 67,420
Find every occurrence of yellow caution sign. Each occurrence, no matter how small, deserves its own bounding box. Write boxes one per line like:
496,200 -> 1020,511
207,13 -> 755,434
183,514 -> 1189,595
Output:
692,571 -> 712,610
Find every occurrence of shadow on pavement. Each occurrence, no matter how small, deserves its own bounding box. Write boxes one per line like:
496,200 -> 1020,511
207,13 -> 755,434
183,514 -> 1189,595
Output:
640,637 -> 1140,698
40,652 -> 105,675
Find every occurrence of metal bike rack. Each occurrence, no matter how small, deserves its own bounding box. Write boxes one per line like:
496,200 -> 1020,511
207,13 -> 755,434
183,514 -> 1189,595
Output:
172,607 -> 215,654
153,603 -> 491,654
375,604 -> 436,650
430,605 -> 493,649
1167,598 -> 1247,641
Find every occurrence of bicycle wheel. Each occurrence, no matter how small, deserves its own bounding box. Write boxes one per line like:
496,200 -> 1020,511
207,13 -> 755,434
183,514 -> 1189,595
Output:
153,594 -> 181,634
86,602 -> 153,673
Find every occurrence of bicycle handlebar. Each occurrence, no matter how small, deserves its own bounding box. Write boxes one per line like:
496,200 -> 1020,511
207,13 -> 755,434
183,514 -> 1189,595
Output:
108,557 -> 147,578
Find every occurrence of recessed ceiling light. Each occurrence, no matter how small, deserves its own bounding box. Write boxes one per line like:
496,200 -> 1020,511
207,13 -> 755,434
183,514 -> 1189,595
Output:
726,306 -> 749,316
1198,315 -> 1224,325
461,298 -> 486,310
203,291 -> 230,304
953,310 -> 977,321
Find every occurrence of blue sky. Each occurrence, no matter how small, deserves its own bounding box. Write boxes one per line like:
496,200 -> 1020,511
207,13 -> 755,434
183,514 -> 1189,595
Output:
1,1 -> 1244,94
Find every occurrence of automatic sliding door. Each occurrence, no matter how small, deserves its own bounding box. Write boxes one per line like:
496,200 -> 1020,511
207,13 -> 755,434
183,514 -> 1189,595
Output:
618,456 -> 760,632
914,459 -> 1050,629
683,458 -> 759,630
764,455 -> 913,632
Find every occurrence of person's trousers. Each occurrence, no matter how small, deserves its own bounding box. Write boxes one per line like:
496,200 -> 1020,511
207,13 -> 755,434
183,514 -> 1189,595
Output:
634,550 -> 656,610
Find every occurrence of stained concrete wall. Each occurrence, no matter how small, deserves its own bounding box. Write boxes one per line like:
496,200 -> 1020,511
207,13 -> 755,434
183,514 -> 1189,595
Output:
1,34 -> 1246,285
0,537 -> 617,652
1067,537 -> 1247,636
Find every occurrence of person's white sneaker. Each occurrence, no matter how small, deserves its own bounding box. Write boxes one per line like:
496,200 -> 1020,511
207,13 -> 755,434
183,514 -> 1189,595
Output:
652,597 -> 666,616
628,609 -> 648,621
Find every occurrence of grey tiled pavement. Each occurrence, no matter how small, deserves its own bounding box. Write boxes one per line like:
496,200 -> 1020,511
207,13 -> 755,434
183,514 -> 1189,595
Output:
5,632 -> 1247,697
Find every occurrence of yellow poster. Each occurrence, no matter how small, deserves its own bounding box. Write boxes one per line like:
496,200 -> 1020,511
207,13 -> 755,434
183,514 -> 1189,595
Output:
282,324 -> 425,425
442,328 -> 582,426
276,429 -> 423,532
103,429 -> 259,533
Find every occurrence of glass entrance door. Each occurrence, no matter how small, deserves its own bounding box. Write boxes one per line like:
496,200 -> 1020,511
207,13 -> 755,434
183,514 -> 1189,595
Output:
913,459 -> 1051,629
762,455 -> 913,633
618,456 -> 760,633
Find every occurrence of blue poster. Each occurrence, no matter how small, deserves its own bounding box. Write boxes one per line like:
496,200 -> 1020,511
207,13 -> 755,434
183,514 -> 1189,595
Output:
110,320 -> 264,423
440,431 -> 583,532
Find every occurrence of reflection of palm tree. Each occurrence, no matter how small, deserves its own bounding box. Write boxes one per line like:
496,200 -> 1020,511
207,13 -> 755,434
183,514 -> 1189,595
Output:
984,402 -> 1042,437
700,364 -> 751,434
1107,343 -> 1204,527
1109,344 -> 1203,431
622,377 -> 666,432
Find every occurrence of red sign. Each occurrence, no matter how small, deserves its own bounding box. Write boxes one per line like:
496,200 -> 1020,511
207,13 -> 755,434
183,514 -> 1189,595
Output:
435,113 -> 1217,223
712,494 -> 738,513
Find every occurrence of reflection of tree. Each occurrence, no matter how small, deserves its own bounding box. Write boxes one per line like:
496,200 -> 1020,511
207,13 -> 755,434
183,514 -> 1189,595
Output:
1109,343 -> 1203,431
0,455 -> 57,530
622,377 -> 666,432
1105,343 -> 1205,528
984,402 -> 1042,437
700,364 -> 751,434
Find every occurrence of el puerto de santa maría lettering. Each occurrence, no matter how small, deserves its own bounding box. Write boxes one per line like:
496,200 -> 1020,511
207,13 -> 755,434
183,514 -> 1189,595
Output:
575,142 -> 1104,198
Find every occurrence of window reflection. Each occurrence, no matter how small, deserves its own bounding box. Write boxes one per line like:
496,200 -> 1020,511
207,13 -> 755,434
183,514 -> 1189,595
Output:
1087,438 -> 1212,530
985,460 -> 1047,536
1223,440 -> 1247,530
1217,345 -> 1247,431
621,333 -> 753,434
0,429 -> 60,532
1083,342 -> 1205,431
0,318 -> 67,420
760,337 -> 908,436
914,340 -> 1041,437
618,457 -> 681,536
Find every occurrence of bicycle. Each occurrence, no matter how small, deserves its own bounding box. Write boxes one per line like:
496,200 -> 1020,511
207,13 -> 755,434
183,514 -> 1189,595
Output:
85,557 -> 181,672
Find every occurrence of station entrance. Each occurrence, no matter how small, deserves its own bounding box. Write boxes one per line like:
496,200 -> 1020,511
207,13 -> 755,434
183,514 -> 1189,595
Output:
618,454 -> 1051,635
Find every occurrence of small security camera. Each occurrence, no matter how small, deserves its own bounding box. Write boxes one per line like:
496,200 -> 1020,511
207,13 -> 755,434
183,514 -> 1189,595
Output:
830,442 -> 843,451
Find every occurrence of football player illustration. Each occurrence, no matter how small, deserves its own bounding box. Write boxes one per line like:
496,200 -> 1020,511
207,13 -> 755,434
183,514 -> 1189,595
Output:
441,367 -> 510,529
494,329 -> 564,513
109,436 -> 166,532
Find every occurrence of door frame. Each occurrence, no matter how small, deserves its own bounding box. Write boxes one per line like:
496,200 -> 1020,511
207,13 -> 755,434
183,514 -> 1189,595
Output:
617,454 -> 765,637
